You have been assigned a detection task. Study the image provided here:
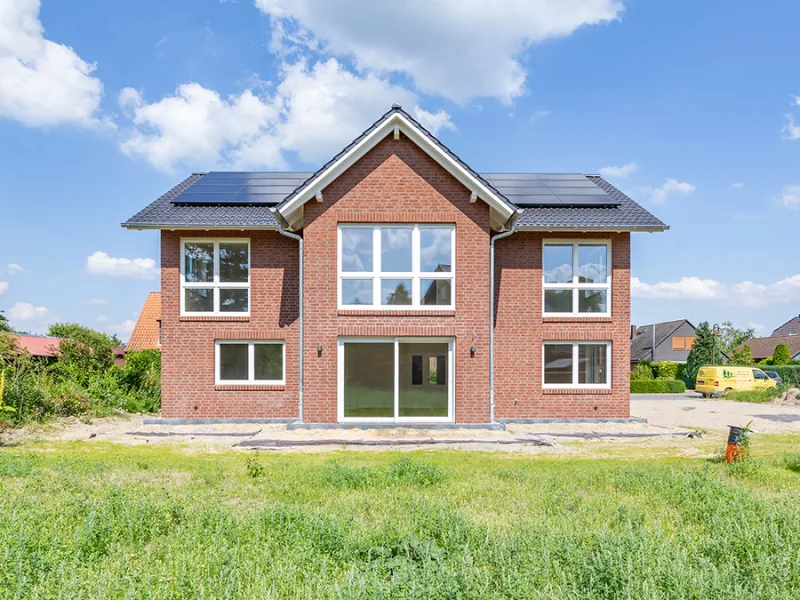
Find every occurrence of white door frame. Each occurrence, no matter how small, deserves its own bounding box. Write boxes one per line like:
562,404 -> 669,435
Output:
337,337 -> 455,423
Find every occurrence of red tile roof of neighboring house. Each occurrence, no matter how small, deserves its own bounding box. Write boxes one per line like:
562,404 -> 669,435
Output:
126,292 -> 161,352
742,336 -> 800,361
12,335 -> 62,357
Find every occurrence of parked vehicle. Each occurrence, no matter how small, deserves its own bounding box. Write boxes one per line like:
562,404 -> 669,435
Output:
764,370 -> 783,385
695,366 -> 777,397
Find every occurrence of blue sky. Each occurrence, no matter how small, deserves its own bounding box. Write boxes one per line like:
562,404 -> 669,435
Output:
1,0 -> 799,340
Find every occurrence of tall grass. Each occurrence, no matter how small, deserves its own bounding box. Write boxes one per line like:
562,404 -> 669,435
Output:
724,385 -> 787,403
1,446 -> 800,598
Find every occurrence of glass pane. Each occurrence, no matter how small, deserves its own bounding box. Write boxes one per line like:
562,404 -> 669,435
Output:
544,289 -> 573,313
579,344 -> 607,385
341,279 -> 373,305
344,342 -> 394,418
254,344 -> 283,381
220,289 -> 248,313
219,344 -> 248,381
219,242 -> 248,283
399,343 -> 449,417
381,279 -> 412,305
341,228 -> 373,272
543,245 -> 573,283
411,355 -> 423,385
577,245 -> 608,283
544,344 -> 573,385
184,242 -> 214,283
381,228 -> 412,272
579,289 -> 607,313
420,228 -> 452,272
185,288 -> 213,312
421,279 -> 452,306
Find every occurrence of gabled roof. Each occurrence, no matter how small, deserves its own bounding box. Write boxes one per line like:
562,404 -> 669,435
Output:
274,105 -> 518,226
772,315 -> 800,337
742,336 -> 800,361
11,335 -> 62,357
127,292 -> 161,352
630,319 -> 694,361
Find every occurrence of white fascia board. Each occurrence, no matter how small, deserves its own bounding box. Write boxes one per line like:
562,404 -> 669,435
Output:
275,112 -> 516,222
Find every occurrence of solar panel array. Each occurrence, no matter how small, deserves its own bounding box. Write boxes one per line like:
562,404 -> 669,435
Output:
171,172 -> 618,207
171,172 -> 312,205
481,173 -> 619,207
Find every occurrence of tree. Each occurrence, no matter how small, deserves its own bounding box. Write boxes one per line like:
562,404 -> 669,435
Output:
46,323 -> 116,385
0,310 -> 12,333
387,283 -> 412,305
683,321 -> 724,388
773,344 -> 792,365
729,344 -> 753,366
718,320 -> 755,354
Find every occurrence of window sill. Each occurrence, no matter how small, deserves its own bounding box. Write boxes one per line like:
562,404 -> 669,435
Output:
338,309 -> 456,317
214,384 -> 285,391
180,315 -> 250,322
542,387 -> 613,395
542,315 -> 612,323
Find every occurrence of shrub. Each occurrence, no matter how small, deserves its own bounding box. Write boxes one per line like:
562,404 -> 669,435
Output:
631,362 -> 654,381
729,345 -> 752,366
784,454 -> 800,473
630,379 -> 686,393
773,344 -> 792,365
652,361 -> 680,379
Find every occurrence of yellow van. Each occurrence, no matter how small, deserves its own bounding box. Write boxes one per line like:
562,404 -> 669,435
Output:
695,366 -> 777,397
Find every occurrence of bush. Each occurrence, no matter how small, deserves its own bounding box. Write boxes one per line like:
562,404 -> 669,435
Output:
773,344 -> 793,365
631,362 -> 654,381
652,361 -> 680,379
630,379 -> 686,394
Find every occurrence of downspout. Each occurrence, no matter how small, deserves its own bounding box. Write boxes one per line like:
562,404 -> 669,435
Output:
275,214 -> 304,423
489,218 -> 519,423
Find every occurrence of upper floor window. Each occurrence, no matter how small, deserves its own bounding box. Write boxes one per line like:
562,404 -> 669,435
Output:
338,225 -> 455,309
543,241 -> 610,316
181,239 -> 249,316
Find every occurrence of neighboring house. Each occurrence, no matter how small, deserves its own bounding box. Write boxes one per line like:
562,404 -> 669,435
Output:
127,292 -> 162,352
122,105 -> 668,424
772,315 -> 800,337
10,334 -> 62,358
630,320 -> 698,367
742,336 -> 800,362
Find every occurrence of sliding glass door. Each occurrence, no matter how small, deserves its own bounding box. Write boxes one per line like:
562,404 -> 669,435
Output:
339,338 -> 454,422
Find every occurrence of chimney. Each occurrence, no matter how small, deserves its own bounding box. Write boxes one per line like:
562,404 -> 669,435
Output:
631,325 -> 637,340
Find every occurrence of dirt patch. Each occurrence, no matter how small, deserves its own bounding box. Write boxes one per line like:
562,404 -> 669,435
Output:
772,388 -> 800,406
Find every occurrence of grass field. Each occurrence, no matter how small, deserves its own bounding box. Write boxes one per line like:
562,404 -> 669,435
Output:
2,439 -> 800,599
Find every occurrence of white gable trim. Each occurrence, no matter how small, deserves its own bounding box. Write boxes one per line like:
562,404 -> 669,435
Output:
275,112 -> 516,222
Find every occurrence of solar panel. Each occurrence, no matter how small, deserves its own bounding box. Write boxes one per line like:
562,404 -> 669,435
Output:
171,172 -> 312,205
482,173 -> 619,207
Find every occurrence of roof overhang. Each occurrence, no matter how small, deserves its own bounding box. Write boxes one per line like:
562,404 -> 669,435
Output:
515,226 -> 670,233
275,111 -> 517,228
121,224 -> 279,231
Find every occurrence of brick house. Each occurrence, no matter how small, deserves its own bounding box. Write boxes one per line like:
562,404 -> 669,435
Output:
123,106 -> 667,424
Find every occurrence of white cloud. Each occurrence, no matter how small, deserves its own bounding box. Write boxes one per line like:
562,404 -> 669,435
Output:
255,0 -> 624,104
87,298 -> 109,306
7,263 -> 26,274
118,58 -> 453,172
632,274 -> 800,309
530,109 -> 550,122
86,251 -> 159,280
8,301 -> 49,322
782,114 -> 800,140
728,182 -> 744,191
642,178 -> 695,205
598,162 -> 638,178
96,315 -> 108,322
0,0 -> 108,128
105,320 -> 136,341
0,281 -> 8,296
748,321 -> 766,333
779,184 -> 800,209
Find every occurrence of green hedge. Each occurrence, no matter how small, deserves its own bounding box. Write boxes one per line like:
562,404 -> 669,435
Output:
630,379 -> 686,394
753,365 -> 800,386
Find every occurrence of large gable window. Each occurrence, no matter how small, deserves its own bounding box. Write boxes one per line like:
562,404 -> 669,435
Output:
338,225 -> 455,309
543,241 -> 610,316
181,239 -> 249,316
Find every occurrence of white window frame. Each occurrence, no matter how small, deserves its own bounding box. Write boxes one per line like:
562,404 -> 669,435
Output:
542,341 -> 612,389
542,239 -> 611,317
180,238 -> 250,316
215,340 -> 285,386
337,337 -> 455,423
337,224 -> 456,310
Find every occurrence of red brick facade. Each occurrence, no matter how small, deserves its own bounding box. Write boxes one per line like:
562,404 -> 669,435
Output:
160,135 -> 631,422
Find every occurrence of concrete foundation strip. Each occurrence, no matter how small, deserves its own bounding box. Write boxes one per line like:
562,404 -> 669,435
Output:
126,430 -> 262,438
235,437 -> 556,448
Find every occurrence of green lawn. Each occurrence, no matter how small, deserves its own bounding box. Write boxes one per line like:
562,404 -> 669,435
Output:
2,440 -> 800,599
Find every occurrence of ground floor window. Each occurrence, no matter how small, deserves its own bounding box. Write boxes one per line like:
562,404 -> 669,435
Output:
543,342 -> 610,388
338,338 -> 453,421
215,341 -> 284,385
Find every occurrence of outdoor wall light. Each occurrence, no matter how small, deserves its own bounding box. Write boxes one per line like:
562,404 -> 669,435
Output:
317,344 -> 323,357
470,344 -> 476,357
